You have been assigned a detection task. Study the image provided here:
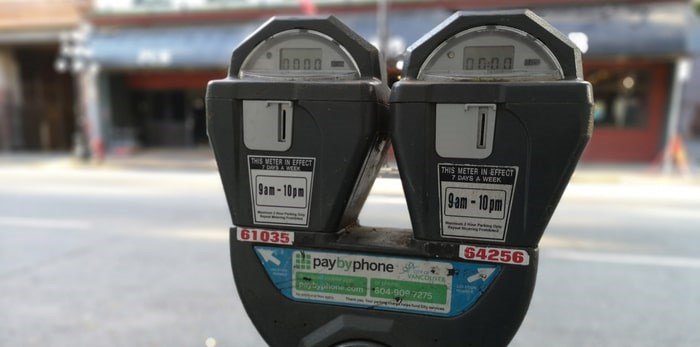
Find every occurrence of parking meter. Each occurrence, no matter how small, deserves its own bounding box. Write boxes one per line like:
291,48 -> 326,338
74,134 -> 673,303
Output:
207,16 -> 389,232
387,9 -> 592,345
207,11 -> 592,347
391,10 -> 592,247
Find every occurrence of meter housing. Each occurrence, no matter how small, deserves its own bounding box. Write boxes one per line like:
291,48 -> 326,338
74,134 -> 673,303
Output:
207,11 -> 593,347
207,16 -> 389,233
391,10 -> 593,247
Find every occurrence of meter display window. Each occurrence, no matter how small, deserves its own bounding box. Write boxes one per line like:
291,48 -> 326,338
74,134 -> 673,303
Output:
418,25 -> 564,81
239,29 -> 360,81
462,46 -> 515,71
279,48 -> 322,71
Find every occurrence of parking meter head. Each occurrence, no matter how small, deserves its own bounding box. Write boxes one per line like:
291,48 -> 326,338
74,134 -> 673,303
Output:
207,16 -> 390,233
402,10 -> 583,81
228,16 -> 386,82
390,10 -> 593,247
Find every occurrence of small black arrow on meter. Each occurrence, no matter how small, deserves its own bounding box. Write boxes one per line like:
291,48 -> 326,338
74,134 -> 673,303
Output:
467,268 -> 496,283
258,249 -> 281,266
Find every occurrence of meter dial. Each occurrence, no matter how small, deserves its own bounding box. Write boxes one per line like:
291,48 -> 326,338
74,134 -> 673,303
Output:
417,25 -> 564,82
239,29 -> 360,81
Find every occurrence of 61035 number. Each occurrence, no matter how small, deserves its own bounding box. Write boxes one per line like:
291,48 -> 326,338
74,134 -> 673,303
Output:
237,228 -> 293,245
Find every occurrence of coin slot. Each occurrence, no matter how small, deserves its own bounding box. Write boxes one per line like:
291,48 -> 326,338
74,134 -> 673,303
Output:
477,110 -> 487,149
278,107 -> 287,142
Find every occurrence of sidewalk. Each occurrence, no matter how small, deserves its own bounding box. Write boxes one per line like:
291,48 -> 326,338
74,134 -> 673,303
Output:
1,147 -> 699,185
0,147 -> 218,172
571,163 -> 700,185
103,147 -> 218,172
570,137 -> 700,185
104,149 -> 700,185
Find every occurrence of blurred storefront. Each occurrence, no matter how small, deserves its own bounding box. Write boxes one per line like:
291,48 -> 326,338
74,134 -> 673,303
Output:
0,0 -> 90,152
82,3 -> 445,153
73,0 -> 699,163
539,2 -> 700,162
84,19 -> 265,151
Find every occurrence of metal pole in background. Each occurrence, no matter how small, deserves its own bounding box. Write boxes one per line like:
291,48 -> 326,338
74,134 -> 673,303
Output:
377,0 -> 389,56
56,23 -> 105,163
661,58 -> 691,174
56,31 -> 90,161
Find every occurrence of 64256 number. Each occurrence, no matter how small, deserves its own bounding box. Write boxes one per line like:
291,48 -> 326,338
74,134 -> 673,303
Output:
459,245 -> 529,266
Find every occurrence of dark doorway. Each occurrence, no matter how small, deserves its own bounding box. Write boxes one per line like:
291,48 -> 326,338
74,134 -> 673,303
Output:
16,46 -> 75,150
132,90 -> 188,147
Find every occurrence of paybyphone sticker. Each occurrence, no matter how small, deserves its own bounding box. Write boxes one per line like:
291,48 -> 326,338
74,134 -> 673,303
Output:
438,164 -> 518,242
253,246 -> 500,317
248,155 -> 315,227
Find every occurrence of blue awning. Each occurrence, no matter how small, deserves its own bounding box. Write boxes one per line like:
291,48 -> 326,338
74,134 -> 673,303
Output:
88,21 -> 264,69
86,4 -> 700,69
86,9 -> 450,69
538,3 -> 700,58
337,9 -> 451,57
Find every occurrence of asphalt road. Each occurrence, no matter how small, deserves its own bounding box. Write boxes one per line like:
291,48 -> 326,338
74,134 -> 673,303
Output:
1,159 -> 699,346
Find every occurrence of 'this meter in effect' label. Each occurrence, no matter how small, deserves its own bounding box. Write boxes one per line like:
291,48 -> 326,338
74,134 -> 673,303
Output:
438,164 -> 518,242
248,155 -> 315,227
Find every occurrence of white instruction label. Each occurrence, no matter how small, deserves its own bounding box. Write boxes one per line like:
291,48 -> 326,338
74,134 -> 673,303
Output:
438,164 -> 518,241
248,155 -> 315,227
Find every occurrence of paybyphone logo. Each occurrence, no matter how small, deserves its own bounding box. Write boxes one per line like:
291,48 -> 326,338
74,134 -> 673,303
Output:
295,252 -> 395,273
295,253 -> 312,270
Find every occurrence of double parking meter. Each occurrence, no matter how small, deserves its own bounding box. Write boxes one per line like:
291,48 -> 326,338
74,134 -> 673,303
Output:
207,10 -> 592,347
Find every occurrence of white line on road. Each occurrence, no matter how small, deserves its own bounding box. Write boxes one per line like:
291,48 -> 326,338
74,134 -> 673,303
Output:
544,249 -> 700,269
0,216 -> 92,230
365,196 -> 407,205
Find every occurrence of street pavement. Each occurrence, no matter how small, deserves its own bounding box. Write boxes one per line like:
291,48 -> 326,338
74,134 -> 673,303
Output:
0,161 -> 263,347
1,151 -> 700,346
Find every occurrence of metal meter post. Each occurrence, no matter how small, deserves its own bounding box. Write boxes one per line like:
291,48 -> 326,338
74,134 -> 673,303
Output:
388,10 -> 593,345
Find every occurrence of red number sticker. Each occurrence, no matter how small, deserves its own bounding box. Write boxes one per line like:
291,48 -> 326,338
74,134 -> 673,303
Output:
459,245 -> 529,266
236,228 -> 294,245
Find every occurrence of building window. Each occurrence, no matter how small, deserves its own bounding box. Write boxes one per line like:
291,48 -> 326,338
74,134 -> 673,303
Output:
586,68 -> 651,129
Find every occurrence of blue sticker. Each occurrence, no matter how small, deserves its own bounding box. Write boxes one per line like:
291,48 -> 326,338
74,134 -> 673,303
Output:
254,246 -> 500,317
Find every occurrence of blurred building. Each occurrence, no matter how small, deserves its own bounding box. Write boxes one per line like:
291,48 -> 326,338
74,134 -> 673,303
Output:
83,0 -> 445,151
62,0 -> 700,162
536,2 -> 700,162
0,0 -> 91,151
